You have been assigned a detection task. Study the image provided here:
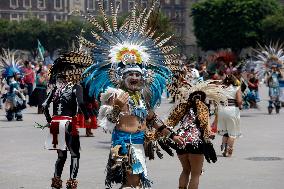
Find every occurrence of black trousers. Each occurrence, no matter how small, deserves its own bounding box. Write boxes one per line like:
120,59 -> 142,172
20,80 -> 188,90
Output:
26,83 -> 33,96
54,130 -> 80,179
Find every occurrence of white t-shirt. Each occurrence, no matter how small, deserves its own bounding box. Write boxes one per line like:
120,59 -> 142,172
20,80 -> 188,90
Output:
191,68 -> 200,79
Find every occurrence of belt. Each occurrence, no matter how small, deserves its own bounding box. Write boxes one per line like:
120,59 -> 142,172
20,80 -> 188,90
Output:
52,116 -> 73,121
222,99 -> 237,106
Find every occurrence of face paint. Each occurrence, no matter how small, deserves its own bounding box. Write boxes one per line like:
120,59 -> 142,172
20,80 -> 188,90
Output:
123,71 -> 142,92
56,77 -> 66,89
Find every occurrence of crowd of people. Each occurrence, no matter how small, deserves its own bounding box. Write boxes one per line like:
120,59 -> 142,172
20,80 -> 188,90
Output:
1,3 -> 284,189
0,57 -> 50,114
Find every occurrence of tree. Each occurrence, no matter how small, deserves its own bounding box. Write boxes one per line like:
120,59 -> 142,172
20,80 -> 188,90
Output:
16,18 -> 48,57
47,19 -> 83,54
261,9 -> 284,43
0,10 -> 174,58
0,19 -> 11,48
192,0 -> 280,52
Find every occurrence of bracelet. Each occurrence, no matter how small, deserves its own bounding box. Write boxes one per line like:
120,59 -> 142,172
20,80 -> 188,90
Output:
147,116 -> 156,128
165,127 -> 176,140
157,125 -> 167,133
169,132 -> 175,140
106,105 -> 121,123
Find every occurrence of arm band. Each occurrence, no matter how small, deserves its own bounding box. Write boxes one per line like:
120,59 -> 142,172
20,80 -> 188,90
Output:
106,105 -> 121,123
169,132 -> 175,140
157,125 -> 167,133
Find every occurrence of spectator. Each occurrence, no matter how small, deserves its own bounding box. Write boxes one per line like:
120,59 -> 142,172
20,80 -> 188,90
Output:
22,61 -> 35,105
29,66 -> 48,114
247,69 -> 260,107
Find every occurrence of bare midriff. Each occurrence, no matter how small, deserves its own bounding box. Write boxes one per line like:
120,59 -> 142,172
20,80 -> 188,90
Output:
116,115 -> 147,133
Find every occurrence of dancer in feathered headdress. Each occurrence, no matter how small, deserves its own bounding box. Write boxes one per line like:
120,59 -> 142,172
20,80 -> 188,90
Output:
0,49 -> 26,121
165,79 -> 230,188
42,51 -> 93,189
253,42 -> 284,114
206,49 -> 237,78
78,1 -> 183,188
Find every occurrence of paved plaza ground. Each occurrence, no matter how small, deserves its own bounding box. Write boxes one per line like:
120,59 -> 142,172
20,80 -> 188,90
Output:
0,85 -> 284,189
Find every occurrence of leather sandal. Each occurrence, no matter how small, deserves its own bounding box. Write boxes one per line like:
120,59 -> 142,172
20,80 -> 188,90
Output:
51,176 -> 62,189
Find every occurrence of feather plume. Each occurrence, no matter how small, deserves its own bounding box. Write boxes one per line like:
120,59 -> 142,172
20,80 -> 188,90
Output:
0,49 -> 22,78
98,2 -> 112,33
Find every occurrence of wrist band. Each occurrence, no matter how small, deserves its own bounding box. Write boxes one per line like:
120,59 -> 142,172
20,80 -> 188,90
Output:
165,127 -> 176,140
157,125 -> 167,132
169,132 -> 175,140
106,105 -> 121,123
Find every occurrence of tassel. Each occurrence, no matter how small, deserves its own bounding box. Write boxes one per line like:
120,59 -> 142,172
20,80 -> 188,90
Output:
156,145 -> 163,159
132,161 -> 143,174
120,141 -> 128,155
140,172 -> 153,188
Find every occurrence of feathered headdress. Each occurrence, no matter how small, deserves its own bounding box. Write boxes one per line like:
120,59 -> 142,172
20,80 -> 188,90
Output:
169,79 -> 228,105
207,49 -> 237,75
0,49 -> 22,79
79,1 -> 179,108
48,51 -> 93,84
253,42 -> 284,78
166,80 -> 228,143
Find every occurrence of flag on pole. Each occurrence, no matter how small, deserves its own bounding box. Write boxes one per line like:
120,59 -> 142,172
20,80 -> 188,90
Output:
37,39 -> 45,61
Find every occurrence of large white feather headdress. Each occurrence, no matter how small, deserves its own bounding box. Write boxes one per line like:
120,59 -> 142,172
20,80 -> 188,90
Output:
0,49 -> 22,78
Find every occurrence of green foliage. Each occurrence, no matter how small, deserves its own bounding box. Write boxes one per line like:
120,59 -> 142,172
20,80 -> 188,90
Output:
0,19 -> 11,48
0,18 -> 86,57
16,18 -> 48,50
0,10 -> 173,57
47,19 -> 82,53
148,10 -> 174,37
261,8 -> 284,43
192,0 -> 280,51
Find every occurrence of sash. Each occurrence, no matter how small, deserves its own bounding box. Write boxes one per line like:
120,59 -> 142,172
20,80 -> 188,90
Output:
45,116 -> 72,150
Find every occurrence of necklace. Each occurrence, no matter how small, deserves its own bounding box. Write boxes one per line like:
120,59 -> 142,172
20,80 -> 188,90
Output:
127,91 -> 148,123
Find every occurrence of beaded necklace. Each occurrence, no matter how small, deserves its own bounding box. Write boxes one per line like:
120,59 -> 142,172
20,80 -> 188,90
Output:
128,91 -> 148,123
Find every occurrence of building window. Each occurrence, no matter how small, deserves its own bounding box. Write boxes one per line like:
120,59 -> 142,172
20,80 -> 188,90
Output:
141,0 -> 147,9
38,0 -> 46,9
23,0 -> 31,8
128,0 -> 135,10
10,13 -> 19,21
23,14 -> 29,20
175,10 -> 181,21
103,0 -> 109,11
87,0 -> 96,10
54,14 -> 62,21
54,0 -> 63,10
165,0 -> 171,4
165,10 -> 172,19
10,0 -> 19,8
175,26 -> 183,36
175,0 -> 181,5
38,14 -> 47,22
115,0 -> 122,12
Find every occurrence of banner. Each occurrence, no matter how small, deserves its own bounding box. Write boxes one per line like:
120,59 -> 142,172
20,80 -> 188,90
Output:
37,39 -> 45,61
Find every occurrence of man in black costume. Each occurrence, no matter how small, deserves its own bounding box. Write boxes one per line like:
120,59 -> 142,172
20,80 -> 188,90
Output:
42,52 -> 92,189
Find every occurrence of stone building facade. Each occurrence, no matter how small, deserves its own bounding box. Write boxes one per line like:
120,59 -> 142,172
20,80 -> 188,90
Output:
1,0 -> 283,55
0,0 -> 77,22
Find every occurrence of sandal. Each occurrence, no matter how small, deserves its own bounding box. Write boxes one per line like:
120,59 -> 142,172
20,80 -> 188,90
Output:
51,176 -> 62,189
66,179 -> 78,189
223,145 -> 233,157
